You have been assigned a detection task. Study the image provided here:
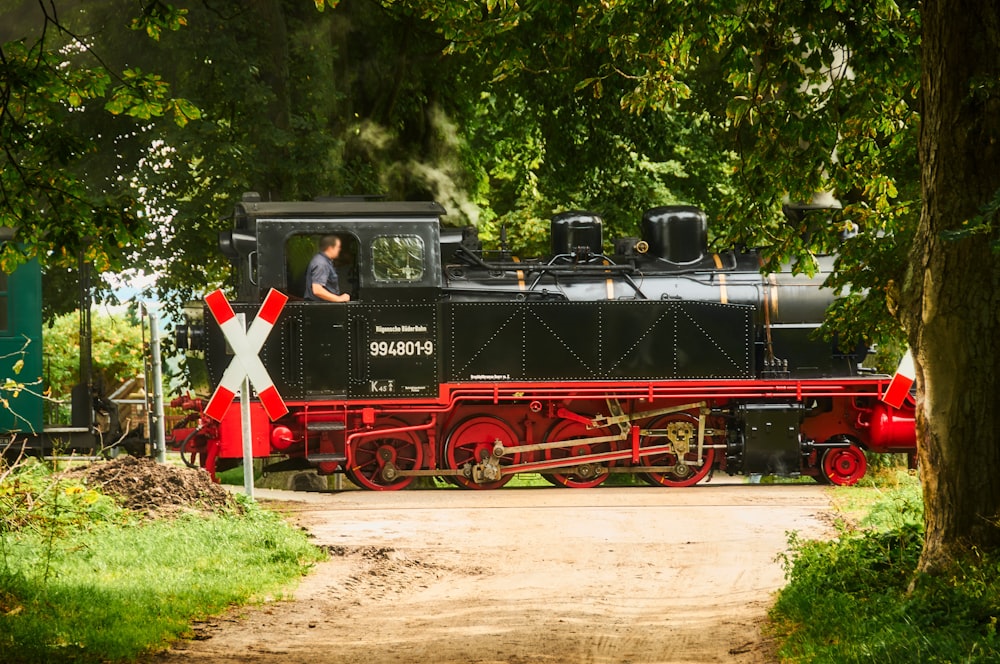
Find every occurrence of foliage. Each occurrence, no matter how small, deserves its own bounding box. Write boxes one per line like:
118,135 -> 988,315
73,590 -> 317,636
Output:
0,458 -> 323,662
2,1 -> 744,318
41,310 -> 144,417
772,476 -> 1000,662
2,1 -> 915,356
0,2 -> 198,276
84,0 -> 484,314
401,0 -> 920,350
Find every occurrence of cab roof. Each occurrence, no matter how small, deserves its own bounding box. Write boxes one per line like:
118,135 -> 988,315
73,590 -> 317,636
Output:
235,200 -> 446,225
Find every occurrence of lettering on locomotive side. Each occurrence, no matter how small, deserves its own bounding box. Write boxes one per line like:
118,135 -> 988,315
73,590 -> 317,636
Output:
369,340 -> 435,357
374,324 -> 429,334
369,379 -> 396,393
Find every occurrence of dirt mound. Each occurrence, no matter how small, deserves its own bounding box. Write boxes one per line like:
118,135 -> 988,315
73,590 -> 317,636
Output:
72,457 -> 237,516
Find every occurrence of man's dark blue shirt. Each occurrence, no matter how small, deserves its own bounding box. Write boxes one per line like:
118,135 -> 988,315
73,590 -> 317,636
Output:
304,252 -> 340,300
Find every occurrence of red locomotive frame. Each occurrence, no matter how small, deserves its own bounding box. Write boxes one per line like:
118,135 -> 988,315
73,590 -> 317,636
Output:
172,376 -> 916,488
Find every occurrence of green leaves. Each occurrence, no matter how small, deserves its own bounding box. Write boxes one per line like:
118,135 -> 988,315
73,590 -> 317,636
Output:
172,98 -> 202,127
129,3 -> 189,41
42,311 -> 145,408
0,2 -> 197,276
103,69 -> 201,127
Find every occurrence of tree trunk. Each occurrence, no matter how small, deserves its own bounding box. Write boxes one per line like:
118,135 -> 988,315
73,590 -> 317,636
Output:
902,0 -> 1000,574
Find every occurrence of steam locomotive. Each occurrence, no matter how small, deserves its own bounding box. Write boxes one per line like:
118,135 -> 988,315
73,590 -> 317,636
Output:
174,194 -> 916,488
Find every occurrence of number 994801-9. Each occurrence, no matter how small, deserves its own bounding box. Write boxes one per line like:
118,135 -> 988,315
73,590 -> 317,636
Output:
369,340 -> 434,357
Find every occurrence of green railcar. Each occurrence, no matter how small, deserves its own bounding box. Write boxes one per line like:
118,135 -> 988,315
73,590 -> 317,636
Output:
1,259 -> 150,456
0,260 -> 43,435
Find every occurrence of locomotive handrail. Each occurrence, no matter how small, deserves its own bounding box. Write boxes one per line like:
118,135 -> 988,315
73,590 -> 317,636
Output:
455,245 -> 740,276
455,247 -> 762,299
454,246 -> 650,298
457,245 -> 638,274
439,287 -> 570,301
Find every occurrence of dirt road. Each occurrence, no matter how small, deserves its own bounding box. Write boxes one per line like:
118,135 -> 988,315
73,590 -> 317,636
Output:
154,482 -> 832,664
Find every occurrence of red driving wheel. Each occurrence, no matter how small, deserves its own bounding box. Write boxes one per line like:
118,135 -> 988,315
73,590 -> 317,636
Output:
638,413 -> 716,487
444,416 -> 521,489
820,444 -> 867,486
346,424 -> 423,491
543,420 -> 618,488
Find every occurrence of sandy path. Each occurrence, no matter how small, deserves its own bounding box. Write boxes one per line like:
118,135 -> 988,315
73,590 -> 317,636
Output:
153,482 -> 831,664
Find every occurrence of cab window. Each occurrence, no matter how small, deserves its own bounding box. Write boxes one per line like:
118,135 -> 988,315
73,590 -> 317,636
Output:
372,235 -> 425,283
285,233 -> 359,300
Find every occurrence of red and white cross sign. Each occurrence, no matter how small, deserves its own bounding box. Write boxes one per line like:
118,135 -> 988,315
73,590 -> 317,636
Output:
881,349 -> 915,409
203,288 -> 289,421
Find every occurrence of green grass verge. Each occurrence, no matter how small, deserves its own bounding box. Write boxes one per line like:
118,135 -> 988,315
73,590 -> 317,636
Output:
0,463 -> 324,663
771,470 -> 1000,663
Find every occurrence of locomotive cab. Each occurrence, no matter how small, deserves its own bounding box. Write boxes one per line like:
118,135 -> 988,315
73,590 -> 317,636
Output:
221,197 -> 446,302
205,198 -> 447,401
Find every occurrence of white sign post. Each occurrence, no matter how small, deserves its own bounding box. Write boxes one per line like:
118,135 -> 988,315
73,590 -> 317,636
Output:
236,313 -> 255,498
203,289 -> 290,498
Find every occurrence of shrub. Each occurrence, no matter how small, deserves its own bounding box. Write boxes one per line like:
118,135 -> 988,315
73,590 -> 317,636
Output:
771,476 -> 1000,663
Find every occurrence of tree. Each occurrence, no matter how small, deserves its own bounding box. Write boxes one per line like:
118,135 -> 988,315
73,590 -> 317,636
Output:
5,1 -> 735,312
84,0 -> 489,312
0,2 -> 198,276
898,0 -> 1000,572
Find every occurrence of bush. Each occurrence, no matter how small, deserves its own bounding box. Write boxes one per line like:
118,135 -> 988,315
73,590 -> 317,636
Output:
771,477 -> 1000,663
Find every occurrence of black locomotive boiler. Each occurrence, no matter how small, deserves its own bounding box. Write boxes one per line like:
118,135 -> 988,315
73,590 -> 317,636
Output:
174,195 -> 916,488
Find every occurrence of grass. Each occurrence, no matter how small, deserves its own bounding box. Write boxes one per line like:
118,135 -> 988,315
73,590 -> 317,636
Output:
216,463 -> 261,486
770,469 -> 1000,663
0,461 -> 324,663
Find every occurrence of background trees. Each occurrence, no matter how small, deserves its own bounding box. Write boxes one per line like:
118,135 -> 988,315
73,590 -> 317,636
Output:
4,1 -> 737,311
42,311 -> 144,422
0,1 -> 196,278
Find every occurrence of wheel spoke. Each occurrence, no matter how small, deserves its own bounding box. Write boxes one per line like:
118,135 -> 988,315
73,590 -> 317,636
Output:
543,420 -> 616,488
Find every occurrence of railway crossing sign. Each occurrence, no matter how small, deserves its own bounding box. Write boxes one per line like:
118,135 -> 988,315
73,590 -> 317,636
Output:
881,349 -> 915,409
204,288 -> 289,421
